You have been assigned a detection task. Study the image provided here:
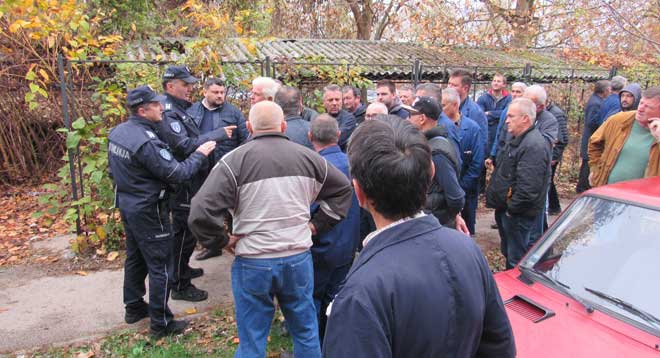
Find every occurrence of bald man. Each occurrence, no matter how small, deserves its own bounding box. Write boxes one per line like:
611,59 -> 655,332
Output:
365,102 -> 388,121
189,101 -> 353,357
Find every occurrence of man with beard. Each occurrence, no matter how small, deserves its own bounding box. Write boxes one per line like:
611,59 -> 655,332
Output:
376,80 -> 409,119
187,77 -> 247,260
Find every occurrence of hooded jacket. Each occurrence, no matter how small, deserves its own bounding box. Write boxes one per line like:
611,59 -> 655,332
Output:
602,83 -> 642,121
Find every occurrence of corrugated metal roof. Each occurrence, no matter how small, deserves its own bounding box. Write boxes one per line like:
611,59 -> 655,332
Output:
122,38 -> 610,82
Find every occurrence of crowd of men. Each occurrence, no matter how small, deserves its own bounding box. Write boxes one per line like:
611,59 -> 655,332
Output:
107,65 -> 660,356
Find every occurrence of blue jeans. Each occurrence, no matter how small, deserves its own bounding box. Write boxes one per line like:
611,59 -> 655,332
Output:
497,210 -> 535,269
232,251 -> 320,358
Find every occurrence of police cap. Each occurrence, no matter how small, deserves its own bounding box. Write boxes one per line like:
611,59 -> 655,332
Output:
127,85 -> 166,108
163,65 -> 199,84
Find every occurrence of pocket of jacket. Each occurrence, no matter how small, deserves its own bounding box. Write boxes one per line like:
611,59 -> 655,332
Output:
241,263 -> 273,296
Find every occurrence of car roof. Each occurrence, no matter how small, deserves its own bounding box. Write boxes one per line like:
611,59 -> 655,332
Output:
585,176 -> 660,209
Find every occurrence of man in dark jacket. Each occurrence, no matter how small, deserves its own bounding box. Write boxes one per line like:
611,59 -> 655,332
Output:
546,98 -> 569,215
599,75 -> 627,123
487,98 -> 552,269
187,78 -> 247,260
323,84 -> 356,151
275,86 -> 314,150
577,80 -> 611,193
376,79 -> 409,119
308,114 -> 360,342
323,116 -> 515,358
188,78 -> 248,165
109,85 -> 216,338
342,85 -> 366,124
158,66 -> 234,302
405,98 -> 465,229
478,73 -> 512,153
415,83 -> 462,159
602,83 -> 642,120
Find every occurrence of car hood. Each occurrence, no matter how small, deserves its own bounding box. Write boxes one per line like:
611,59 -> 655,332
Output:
495,269 -> 660,357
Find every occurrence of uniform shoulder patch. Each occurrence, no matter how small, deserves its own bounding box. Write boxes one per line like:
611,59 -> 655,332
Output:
145,130 -> 156,139
164,103 -> 172,111
170,121 -> 182,133
159,148 -> 173,161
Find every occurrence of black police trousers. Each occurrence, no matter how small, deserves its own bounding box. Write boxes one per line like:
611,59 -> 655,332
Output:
171,209 -> 197,292
121,203 -> 174,331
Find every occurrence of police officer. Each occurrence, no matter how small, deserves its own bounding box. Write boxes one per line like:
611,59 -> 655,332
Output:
108,85 -> 216,338
158,66 -> 235,302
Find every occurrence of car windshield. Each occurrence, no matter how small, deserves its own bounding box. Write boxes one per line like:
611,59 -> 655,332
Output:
521,195 -> 660,334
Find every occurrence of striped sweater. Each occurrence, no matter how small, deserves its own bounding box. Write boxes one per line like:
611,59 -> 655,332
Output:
189,131 -> 353,258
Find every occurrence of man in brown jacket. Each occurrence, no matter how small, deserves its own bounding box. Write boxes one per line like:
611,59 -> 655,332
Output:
588,86 -> 660,187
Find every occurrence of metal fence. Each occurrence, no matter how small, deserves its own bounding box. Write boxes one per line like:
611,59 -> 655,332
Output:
58,53 -> 654,233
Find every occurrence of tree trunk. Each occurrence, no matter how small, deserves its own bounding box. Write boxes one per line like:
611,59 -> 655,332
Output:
348,0 -> 373,40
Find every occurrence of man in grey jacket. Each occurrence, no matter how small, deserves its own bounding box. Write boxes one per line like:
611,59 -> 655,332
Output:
188,101 -> 352,358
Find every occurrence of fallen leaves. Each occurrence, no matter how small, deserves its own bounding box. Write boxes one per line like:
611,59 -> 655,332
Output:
184,307 -> 198,315
106,251 -> 119,262
76,271 -> 88,276
0,185 -> 67,267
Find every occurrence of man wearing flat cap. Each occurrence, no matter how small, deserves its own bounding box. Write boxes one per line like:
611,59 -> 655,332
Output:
108,85 -> 216,338
158,65 -> 235,302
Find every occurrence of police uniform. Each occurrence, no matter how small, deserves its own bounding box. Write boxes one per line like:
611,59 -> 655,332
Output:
158,66 -> 229,300
108,85 -> 208,334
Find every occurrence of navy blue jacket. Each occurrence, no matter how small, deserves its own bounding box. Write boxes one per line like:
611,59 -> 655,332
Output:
581,94 -> 604,160
108,115 -> 206,213
329,109 -> 356,151
311,145 -> 360,268
490,107 -> 508,158
477,90 -> 512,126
353,103 -> 366,124
187,100 -> 249,163
323,215 -> 516,358
158,94 -> 229,159
458,116 -> 485,193
284,115 -> 314,150
437,113 -> 462,162
460,96 -> 488,156
389,103 -> 410,119
599,93 -> 620,125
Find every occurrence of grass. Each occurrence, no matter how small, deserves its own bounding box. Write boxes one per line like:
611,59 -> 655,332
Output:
26,305 -> 293,358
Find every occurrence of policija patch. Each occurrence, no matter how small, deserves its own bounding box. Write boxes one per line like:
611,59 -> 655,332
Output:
170,121 -> 182,133
159,149 -> 173,161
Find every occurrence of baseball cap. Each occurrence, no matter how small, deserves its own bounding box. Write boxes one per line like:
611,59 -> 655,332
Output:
127,85 -> 166,108
403,96 -> 441,120
163,65 -> 199,84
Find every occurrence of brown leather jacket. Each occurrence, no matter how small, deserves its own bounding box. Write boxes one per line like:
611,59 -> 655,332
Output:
588,111 -> 660,187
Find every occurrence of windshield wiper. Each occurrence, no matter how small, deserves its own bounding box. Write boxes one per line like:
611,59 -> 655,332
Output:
519,266 -> 594,313
584,287 -> 660,330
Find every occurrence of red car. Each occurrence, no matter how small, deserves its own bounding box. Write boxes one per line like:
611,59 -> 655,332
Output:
495,176 -> 660,357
